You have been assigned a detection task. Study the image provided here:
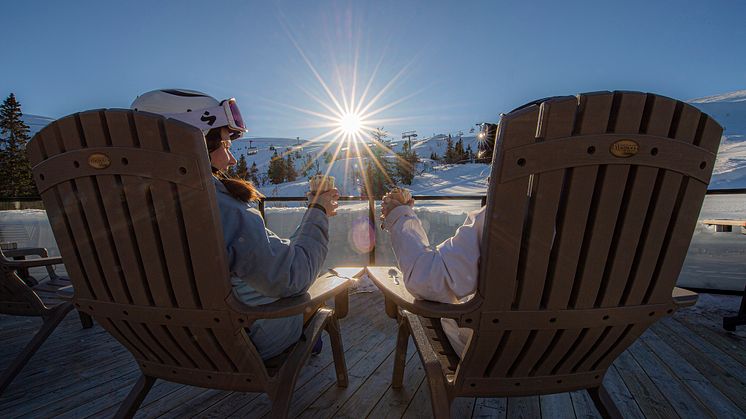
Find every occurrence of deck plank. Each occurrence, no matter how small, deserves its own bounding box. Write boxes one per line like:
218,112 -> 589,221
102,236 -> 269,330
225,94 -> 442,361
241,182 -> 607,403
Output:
471,398 -> 507,418
401,379 -> 432,419
657,317 -> 746,384
539,393 -> 575,419
334,339 -> 418,418
1,292 -> 745,418
638,328 -> 743,418
451,397 -> 476,418
597,343 -> 678,419
626,340 -> 714,418
295,330 -> 397,419
568,390 -> 602,419
649,320 -> 746,413
505,396 -> 541,419
367,340 -> 426,418
601,366 -> 645,419
673,302 -> 746,367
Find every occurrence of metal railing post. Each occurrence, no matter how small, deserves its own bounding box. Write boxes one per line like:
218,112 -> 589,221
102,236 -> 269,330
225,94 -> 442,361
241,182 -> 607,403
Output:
368,196 -> 376,266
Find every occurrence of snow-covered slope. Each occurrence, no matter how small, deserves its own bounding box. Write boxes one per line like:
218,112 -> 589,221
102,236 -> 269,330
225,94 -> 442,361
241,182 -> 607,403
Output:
389,132 -> 481,160
229,131 -> 490,197
690,90 -> 746,138
19,91 -> 743,196
229,87 -> 746,198
690,90 -> 746,189
21,114 -> 54,137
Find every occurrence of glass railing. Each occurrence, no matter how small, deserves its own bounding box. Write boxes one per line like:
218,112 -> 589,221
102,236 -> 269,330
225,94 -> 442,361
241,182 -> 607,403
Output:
2,190 -> 745,291
260,190 -> 746,291
679,190 -> 746,291
259,196 -> 485,269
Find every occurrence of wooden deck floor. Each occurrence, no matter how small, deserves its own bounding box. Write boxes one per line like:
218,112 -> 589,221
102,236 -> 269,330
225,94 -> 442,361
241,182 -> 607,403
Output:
1,291 -> 745,418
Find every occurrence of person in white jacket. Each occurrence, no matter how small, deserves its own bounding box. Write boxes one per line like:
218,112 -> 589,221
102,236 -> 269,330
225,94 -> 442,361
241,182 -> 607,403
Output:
381,193 -> 486,358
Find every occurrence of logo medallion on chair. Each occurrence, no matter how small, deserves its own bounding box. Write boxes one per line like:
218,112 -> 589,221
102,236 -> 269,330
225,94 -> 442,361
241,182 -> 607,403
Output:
609,139 -> 639,158
87,153 -> 111,169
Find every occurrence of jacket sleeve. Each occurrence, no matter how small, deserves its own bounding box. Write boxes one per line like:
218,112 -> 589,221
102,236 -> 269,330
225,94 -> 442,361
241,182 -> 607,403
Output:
224,206 -> 329,298
384,205 -> 485,303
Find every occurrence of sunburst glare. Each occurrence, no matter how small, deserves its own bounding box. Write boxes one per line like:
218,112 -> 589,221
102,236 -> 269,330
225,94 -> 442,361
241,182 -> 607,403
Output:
266,15 -> 430,199
339,112 -> 364,137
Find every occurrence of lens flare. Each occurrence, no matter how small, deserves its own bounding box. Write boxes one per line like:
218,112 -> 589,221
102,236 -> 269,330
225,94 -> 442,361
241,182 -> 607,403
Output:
268,16 -> 428,197
339,112 -> 363,136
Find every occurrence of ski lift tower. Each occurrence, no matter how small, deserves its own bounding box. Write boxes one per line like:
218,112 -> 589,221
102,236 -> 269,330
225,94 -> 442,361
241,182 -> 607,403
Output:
401,130 -> 418,142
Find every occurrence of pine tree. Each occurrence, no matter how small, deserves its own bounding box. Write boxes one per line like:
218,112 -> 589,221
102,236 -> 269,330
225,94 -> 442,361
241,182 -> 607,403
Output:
248,162 -> 259,184
313,159 -> 321,176
301,154 -> 314,178
0,94 -> 36,197
444,134 -> 455,163
363,127 -> 395,197
429,151 -> 439,161
454,138 -> 465,163
234,154 -> 249,179
267,151 -> 286,184
396,139 -> 419,185
285,154 -> 297,182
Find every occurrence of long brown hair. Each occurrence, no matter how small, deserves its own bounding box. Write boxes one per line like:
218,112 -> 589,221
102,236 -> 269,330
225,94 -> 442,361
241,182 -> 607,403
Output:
205,128 -> 264,203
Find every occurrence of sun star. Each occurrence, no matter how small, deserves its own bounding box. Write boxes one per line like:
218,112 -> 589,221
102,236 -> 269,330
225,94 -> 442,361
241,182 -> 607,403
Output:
339,112 -> 363,137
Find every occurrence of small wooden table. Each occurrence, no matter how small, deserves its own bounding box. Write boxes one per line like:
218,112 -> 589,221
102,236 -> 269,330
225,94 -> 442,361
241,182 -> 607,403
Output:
702,219 -> 746,331
702,219 -> 746,233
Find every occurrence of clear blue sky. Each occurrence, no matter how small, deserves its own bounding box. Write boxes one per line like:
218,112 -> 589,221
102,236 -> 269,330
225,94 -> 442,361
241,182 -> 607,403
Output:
2,0 -> 745,140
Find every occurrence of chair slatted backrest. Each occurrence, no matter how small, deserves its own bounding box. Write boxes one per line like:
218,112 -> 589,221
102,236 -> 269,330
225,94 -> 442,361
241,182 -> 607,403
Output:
28,110 -> 270,390
456,91 -> 722,396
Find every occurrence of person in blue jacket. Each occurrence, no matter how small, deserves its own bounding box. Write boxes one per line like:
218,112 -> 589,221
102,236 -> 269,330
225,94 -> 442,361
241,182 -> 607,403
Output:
131,89 -> 339,359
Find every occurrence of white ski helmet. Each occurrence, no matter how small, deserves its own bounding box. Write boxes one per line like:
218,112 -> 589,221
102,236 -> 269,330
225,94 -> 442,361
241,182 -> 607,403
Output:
130,89 -> 247,134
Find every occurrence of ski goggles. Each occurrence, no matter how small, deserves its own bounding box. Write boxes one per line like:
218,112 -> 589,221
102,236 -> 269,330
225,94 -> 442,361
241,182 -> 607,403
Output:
165,98 -> 248,134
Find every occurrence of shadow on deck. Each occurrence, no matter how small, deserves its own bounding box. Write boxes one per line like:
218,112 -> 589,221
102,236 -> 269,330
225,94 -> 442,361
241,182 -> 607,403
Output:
1,291 -> 745,418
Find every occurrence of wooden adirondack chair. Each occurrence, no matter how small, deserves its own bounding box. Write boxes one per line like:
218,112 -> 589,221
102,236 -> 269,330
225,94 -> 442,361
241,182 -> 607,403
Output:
0,247 -> 94,394
368,91 -> 722,418
27,109 -> 351,418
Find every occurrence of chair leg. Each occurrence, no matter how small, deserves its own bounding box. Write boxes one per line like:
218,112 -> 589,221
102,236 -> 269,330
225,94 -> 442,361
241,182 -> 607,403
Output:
326,315 -> 348,388
392,314 -> 410,389
79,312 -> 94,329
268,382 -> 294,419
426,375 -> 453,419
114,374 -> 156,419
0,301 -> 73,395
587,384 -> 623,419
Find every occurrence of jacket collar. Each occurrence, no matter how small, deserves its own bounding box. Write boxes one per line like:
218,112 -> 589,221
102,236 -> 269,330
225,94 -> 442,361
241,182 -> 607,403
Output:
212,176 -> 229,195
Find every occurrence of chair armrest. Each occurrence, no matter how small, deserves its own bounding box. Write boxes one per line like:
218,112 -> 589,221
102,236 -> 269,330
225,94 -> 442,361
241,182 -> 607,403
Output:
673,287 -> 698,308
1,255 -> 63,269
228,272 -> 352,319
366,266 -> 475,320
3,247 -> 49,259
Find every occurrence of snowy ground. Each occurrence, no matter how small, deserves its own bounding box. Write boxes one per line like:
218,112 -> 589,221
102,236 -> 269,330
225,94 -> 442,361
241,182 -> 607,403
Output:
690,90 -> 746,189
